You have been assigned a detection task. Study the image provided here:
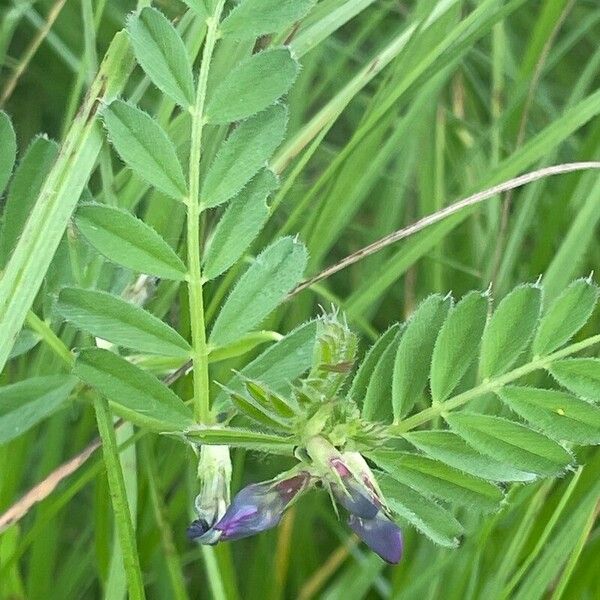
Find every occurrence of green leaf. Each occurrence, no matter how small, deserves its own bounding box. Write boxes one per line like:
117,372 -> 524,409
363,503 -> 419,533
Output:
404,430 -> 536,482
480,284 -> 542,378
362,328 -> 401,422
349,323 -> 401,406
202,105 -> 287,209
214,320 -> 317,409
0,136 -> 59,267
74,348 -> 194,432
9,329 -> 41,359
56,287 -> 190,357
242,378 -> 297,419
549,358 -> 600,401
128,7 -> 194,108
431,291 -> 489,402
209,236 -> 307,347
203,169 -> 276,280
393,294 -> 452,418
378,473 -> 464,548
534,279 -> 599,356
370,451 -> 503,511
184,427 -> 294,454
0,376 -> 77,444
180,0 -> 207,18
208,330 -> 280,363
220,0 -> 316,39
102,100 -> 187,200
0,110 -> 16,197
205,48 -> 299,124
498,386 -> 600,445
446,413 -> 573,476
75,204 -> 187,280
223,385 -> 291,431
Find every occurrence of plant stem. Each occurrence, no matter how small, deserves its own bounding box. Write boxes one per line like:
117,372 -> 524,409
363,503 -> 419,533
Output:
94,395 -> 145,600
187,1 -> 226,423
25,311 -> 74,368
389,333 -> 600,434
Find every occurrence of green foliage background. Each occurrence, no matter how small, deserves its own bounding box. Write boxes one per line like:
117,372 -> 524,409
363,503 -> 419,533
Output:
1,1 -> 600,599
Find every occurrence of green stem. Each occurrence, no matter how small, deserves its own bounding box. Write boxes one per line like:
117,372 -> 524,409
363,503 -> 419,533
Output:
25,311 -> 74,367
94,396 -> 146,600
389,333 -> 600,434
187,1 -> 226,423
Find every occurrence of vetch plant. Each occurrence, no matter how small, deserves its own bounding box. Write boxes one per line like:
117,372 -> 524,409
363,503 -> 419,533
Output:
1,0 -> 600,598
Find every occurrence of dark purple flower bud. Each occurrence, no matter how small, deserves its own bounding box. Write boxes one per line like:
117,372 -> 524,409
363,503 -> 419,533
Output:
213,472 -> 310,541
330,457 -> 380,519
348,513 -> 403,564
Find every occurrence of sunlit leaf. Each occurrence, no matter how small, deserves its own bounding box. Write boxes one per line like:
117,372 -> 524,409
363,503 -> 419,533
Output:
205,48 -> 299,124
480,284 -> 542,378
533,278 -> 599,356
57,287 -> 191,357
75,348 -> 194,432
499,386 -> 600,445
203,169 -> 276,280
75,204 -> 187,280
102,100 -> 187,200
202,106 -> 286,209
393,294 -> 451,418
446,412 -> 573,476
128,7 -> 195,107
209,237 -> 307,346
431,291 -> 488,402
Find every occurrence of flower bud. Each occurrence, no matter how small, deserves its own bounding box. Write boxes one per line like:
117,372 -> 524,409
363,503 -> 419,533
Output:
306,437 -> 380,519
213,471 -> 311,541
187,445 -> 232,544
348,513 -> 403,564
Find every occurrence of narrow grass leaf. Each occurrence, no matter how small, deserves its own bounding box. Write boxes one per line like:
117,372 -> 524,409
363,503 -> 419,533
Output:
0,376 -> 77,444
431,291 -> 488,402
102,100 -> 187,200
370,451 -> 503,511
499,386 -> 600,445
75,348 -> 194,431
205,48 -> 299,124
393,294 -> 452,418
404,430 -> 536,482
533,279 -> 599,356
209,237 -> 307,347
377,473 -> 463,547
75,204 -> 187,280
362,328 -> 401,422
220,0 -> 316,39
0,110 -> 16,196
56,287 -> 191,357
184,427 -> 294,454
203,169 -> 276,280
202,105 -> 287,209
446,413 -> 573,476
480,284 -> 542,378
349,323 -> 401,407
0,136 -> 58,267
549,359 -> 600,401
128,7 -> 195,108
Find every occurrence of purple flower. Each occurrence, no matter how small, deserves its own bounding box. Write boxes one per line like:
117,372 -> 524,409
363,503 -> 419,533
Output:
329,457 -> 380,519
348,512 -> 403,564
189,472 -> 311,543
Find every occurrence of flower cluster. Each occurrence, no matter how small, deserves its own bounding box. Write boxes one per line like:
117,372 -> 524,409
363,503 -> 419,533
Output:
188,437 -> 402,564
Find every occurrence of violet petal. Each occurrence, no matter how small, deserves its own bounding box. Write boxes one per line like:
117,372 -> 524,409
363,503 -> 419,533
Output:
348,513 -> 403,564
